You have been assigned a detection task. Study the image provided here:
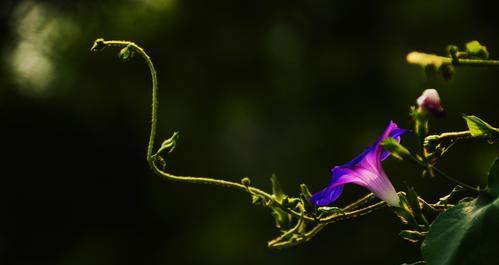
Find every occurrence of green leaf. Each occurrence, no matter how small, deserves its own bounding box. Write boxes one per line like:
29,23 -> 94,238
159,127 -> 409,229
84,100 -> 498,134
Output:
269,174 -> 291,229
406,186 -> 428,226
271,207 -> 291,230
421,158 -> 499,265
271,174 -> 285,203
463,115 -> 499,142
118,44 -> 135,61
465,40 -> 489,59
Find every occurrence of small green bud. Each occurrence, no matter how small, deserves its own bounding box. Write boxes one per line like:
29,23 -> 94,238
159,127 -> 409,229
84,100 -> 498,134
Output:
119,45 -> 134,61
156,132 -> 180,156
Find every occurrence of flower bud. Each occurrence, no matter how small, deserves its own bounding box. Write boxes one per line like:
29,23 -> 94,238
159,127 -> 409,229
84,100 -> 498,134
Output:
417,89 -> 444,116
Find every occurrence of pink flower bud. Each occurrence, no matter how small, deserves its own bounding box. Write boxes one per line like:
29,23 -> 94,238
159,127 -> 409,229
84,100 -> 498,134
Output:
417,89 -> 444,116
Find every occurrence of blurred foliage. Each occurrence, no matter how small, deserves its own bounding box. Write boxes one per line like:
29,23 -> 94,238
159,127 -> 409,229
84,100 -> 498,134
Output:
1,0 -> 498,265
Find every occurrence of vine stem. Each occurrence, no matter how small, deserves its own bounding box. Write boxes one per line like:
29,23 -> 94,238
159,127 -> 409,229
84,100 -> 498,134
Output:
425,131 -> 473,143
93,40 -> 159,166
404,154 -> 480,193
91,39 -> 308,218
90,38 -> 388,231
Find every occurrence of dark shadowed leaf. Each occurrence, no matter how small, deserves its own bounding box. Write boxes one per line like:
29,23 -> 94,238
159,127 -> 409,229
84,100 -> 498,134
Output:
421,158 -> 499,265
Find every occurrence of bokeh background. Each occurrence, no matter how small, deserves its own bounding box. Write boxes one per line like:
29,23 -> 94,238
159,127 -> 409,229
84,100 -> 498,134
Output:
1,0 -> 498,264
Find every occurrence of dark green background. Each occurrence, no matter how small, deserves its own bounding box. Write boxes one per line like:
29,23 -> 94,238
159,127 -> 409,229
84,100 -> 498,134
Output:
1,0 -> 498,264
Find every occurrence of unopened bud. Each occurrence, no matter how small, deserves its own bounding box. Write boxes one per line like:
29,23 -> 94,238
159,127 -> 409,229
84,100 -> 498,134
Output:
417,89 -> 444,116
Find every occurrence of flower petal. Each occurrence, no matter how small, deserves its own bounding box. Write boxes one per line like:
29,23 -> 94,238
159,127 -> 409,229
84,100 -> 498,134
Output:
309,185 -> 344,206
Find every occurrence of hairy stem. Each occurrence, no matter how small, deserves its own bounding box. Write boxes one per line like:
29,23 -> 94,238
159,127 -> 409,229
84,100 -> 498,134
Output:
406,155 -> 479,193
91,39 -> 314,221
91,39 -> 389,249
425,131 -> 473,143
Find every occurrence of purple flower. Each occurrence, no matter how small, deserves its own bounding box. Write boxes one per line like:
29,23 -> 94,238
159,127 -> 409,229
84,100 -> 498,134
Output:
310,121 -> 407,207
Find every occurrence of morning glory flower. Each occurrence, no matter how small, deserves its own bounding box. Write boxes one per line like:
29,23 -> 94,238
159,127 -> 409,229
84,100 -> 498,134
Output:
310,121 -> 407,207
417,88 -> 444,116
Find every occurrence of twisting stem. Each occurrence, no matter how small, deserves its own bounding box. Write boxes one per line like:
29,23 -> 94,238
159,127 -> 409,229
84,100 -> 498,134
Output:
91,40 -> 159,165
90,39 -> 390,249
405,155 -> 479,193
90,39 -> 312,221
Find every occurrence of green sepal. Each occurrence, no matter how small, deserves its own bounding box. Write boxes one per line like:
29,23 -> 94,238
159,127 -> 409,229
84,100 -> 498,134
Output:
381,137 -> 414,161
410,106 -> 429,142
157,131 -> 180,155
406,185 -> 429,226
394,193 -> 420,226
